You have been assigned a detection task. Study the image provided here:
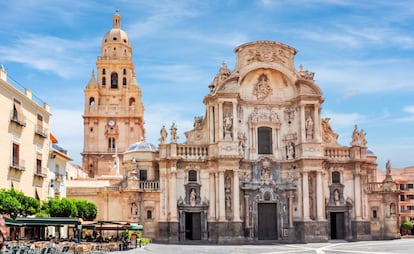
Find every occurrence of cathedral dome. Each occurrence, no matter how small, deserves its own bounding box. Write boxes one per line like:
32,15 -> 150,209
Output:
126,141 -> 157,152
101,11 -> 130,47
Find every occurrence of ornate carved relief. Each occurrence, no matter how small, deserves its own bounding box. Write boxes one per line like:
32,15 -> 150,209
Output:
225,173 -> 232,220
249,107 -> 280,124
253,74 -> 272,100
351,124 -> 367,147
284,106 -> 295,124
237,132 -> 247,156
321,118 -> 339,145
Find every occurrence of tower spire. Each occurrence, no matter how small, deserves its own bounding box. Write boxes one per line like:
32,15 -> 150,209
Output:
113,10 -> 121,29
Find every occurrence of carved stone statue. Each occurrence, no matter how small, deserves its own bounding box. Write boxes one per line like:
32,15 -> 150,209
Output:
223,113 -> 233,140
334,189 -> 340,205
190,189 -> 196,207
159,125 -> 167,144
286,142 -> 295,159
253,74 -> 272,100
305,115 -> 314,140
170,123 -> 178,143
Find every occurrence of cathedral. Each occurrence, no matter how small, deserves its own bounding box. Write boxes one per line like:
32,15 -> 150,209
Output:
66,11 -> 401,243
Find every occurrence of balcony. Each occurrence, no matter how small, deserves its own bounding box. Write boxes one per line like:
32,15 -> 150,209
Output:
177,145 -> 208,160
10,159 -> 25,171
34,167 -> 48,178
35,125 -> 48,138
10,115 -> 26,127
139,180 -> 159,191
324,147 -> 350,159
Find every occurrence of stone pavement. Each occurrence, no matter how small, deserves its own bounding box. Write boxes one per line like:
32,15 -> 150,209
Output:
112,238 -> 414,254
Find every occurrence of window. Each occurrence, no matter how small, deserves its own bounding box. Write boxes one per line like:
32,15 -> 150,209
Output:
37,114 -> 43,130
102,68 -> 106,75
108,137 -> 116,151
188,170 -> 197,182
408,184 -> 414,189
111,72 -> 118,88
147,210 -> 152,219
408,206 -> 414,211
372,210 -> 377,218
401,195 -> 406,201
102,77 -> 106,86
332,171 -> 341,184
139,170 -> 148,181
123,77 -> 127,86
12,143 -> 20,167
123,69 -> 127,75
12,99 -> 25,126
400,184 -> 405,190
36,158 -> 42,175
258,127 -> 272,154
129,97 -> 135,106
89,97 -> 95,108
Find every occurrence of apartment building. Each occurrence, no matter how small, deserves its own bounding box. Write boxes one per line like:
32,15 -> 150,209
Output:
0,65 -> 51,200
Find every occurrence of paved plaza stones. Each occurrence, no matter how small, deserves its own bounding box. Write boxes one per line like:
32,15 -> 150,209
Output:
113,238 -> 414,254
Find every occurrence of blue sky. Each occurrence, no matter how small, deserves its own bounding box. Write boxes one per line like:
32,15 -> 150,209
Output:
0,0 -> 413,170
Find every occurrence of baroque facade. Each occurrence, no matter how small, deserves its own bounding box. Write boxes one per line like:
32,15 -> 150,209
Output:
67,12 -> 401,243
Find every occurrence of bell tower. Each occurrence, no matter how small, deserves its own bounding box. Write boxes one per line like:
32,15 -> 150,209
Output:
82,11 -> 145,178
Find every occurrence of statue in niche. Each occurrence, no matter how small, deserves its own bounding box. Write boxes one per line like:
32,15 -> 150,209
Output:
225,175 -> 231,192
305,115 -> 314,140
223,113 -> 233,140
237,132 -> 247,156
286,142 -> 295,159
334,189 -> 340,205
225,194 -> 232,211
170,123 -> 178,143
190,189 -> 196,207
253,74 -> 272,100
159,125 -> 167,144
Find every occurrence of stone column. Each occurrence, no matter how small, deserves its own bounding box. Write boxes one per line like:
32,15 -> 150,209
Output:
232,101 -> 237,141
209,172 -> 216,220
288,194 -> 294,227
300,104 -> 306,141
313,104 -> 321,142
244,194 -> 250,228
316,171 -> 324,220
169,170 -> 177,221
219,102 -> 224,140
215,172 -> 219,220
302,171 -> 310,220
218,170 -> 226,221
354,173 -> 362,219
233,170 -> 241,221
209,106 -> 215,143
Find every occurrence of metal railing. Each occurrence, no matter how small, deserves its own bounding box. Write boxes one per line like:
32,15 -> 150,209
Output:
35,125 -> 48,138
10,159 -> 25,171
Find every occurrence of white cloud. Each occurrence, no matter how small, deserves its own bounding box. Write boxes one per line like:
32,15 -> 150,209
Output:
0,34 -> 98,79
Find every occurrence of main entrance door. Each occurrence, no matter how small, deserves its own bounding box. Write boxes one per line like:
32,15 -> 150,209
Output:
185,212 -> 201,240
330,212 -> 345,239
258,203 -> 277,240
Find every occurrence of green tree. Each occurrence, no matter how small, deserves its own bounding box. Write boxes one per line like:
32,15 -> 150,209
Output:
0,188 -> 40,219
43,198 -> 78,217
74,199 -> 97,221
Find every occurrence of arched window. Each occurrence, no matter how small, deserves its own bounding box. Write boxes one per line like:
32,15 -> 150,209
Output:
123,77 -> 127,86
102,77 -> 106,86
102,68 -> 106,75
332,171 -> 341,183
111,72 -> 118,88
258,127 -> 272,154
89,97 -> 95,109
129,97 -> 136,106
123,69 -> 127,75
188,170 -> 197,182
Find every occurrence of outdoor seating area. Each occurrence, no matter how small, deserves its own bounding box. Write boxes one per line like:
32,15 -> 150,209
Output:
3,240 -> 126,253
